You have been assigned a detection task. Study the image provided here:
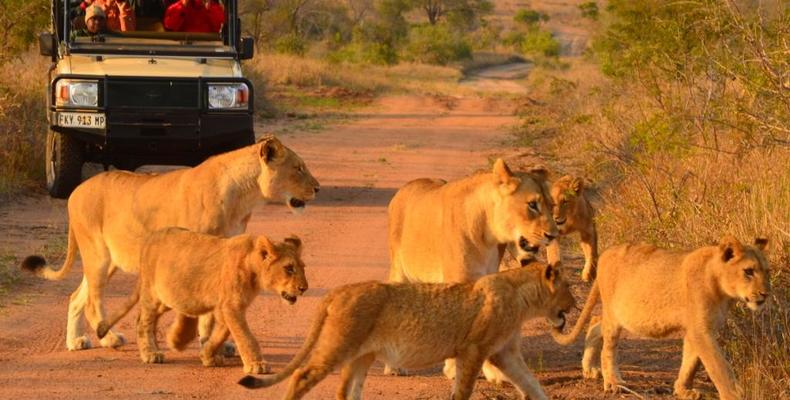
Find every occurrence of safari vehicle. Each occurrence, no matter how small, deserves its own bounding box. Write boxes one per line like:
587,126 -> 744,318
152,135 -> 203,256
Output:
39,0 -> 255,198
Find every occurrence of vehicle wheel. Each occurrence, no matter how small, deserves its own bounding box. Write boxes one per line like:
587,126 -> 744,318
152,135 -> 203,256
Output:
46,130 -> 84,199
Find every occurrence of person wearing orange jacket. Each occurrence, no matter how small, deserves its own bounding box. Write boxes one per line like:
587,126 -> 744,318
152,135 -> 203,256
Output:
80,0 -> 136,32
164,0 -> 225,33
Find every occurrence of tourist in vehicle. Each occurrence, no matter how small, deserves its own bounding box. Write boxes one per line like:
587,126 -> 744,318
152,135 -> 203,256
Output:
80,0 -> 136,32
163,0 -> 225,33
71,4 -> 109,37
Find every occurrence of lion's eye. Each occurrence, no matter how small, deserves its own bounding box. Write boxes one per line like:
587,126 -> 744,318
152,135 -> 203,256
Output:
744,268 -> 754,278
528,201 -> 539,212
284,265 -> 295,276
296,165 -> 305,174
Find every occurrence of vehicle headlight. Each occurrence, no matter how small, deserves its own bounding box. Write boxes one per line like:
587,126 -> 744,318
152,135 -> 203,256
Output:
55,79 -> 99,107
207,83 -> 249,109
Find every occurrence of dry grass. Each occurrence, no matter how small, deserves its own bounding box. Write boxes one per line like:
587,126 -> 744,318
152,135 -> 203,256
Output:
0,51 -> 49,196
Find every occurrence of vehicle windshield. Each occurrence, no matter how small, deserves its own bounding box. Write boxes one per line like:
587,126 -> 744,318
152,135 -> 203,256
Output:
64,0 -> 237,56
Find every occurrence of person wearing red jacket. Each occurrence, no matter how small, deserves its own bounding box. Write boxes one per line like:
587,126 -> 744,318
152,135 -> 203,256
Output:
164,0 -> 225,33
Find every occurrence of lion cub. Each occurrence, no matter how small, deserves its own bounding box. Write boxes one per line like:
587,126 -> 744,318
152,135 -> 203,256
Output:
238,260 -> 575,400
97,227 -> 308,374
546,175 -> 598,282
553,236 -> 770,400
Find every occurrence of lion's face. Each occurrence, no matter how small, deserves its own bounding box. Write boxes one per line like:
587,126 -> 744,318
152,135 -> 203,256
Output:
489,160 -> 558,264
550,176 -> 583,234
718,236 -> 771,311
254,236 -> 309,305
256,137 -> 320,214
529,262 -> 575,330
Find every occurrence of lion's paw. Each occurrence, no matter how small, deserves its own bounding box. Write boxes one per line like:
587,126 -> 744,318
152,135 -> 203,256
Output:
482,364 -> 506,385
141,351 -> 165,364
201,352 -> 225,367
67,335 -> 92,351
99,331 -> 126,349
244,361 -> 272,375
583,366 -> 601,380
442,360 -> 456,381
675,387 -> 702,400
383,365 -> 407,376
603,378 -> 625,393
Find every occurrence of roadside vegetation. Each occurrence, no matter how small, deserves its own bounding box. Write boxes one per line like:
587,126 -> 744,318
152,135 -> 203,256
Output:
512,2 -> 789,397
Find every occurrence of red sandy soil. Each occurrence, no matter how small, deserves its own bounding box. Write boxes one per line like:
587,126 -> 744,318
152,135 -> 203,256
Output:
0,93 -> 718,400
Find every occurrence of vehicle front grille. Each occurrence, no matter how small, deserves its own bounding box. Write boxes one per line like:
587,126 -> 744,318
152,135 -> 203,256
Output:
106,79 -> 199,109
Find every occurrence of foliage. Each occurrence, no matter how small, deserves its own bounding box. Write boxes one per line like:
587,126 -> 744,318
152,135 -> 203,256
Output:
403,23 -> 472,65
274,33 -> 307,55
520,27 -> 560,58
578,1 -> 599,20
0,53 -> 49,195
410,0 -> 493,27
513,9 -> 548,26
0,0 -> 50,62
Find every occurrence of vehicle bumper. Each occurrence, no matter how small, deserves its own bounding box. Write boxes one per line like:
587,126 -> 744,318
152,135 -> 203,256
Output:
50,110 -> 254,168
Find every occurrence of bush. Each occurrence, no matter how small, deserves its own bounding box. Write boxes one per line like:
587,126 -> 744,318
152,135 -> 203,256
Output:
274,33 -> 307,56
0,0 -> 49,62
520,28 -> 560,57
403,24 -> 472,65
0,52 -> 49,195
514,9 -> 548,26
578,2 -> 599,20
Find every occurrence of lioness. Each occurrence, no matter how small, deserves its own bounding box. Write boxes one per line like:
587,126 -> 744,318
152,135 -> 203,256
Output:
386,158 -> 558,379
96,228 -> 308,374
545,175 -> 598,282
21,136 -> 319,351
238,260 -> 575,400
552,236 -> 770,400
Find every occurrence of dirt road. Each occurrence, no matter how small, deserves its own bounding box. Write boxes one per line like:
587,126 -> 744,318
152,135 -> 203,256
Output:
0,92 -> 700,399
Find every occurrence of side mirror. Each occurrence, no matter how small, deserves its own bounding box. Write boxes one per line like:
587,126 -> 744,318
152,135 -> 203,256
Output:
239,37 -> 254,60
39,32 -> 56,58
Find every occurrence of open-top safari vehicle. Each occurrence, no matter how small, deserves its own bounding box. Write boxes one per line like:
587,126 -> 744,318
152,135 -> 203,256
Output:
39,0 -> 256,198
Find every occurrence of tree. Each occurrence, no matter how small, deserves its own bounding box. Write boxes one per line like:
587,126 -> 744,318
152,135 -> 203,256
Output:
410,0 -> 492,27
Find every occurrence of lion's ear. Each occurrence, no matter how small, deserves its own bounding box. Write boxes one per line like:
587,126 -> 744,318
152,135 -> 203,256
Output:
493,159 -> 520,193
493,158 -> 513,182
718,235 -> 743,262
527,165 -> 549,182
572,177 -> 583,193
256,235 -> 276,259
284,235 -> 303,256
543,262 -> 558,292
258,136 -> 284,164
754,237 -> 769,251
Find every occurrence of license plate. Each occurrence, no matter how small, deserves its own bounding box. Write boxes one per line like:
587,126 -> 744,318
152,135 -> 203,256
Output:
57,112 -> 106,129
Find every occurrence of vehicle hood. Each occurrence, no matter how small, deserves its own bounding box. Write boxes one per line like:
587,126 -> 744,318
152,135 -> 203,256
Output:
62,55 -> 241,78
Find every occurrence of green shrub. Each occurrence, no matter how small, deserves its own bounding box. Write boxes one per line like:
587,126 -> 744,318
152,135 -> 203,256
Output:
578,2 -> 599,20
514,9 -> 548,26
274,33 -> 307,56
520,28 -> 560,57
403,24 -> 472,65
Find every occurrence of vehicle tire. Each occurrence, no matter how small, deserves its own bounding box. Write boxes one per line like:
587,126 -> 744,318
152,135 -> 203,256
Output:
46,130 -> 84,199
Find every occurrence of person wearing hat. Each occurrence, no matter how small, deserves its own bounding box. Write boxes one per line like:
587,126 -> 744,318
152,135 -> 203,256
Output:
84,4 -> 108,35
80,0 -> 136,32
163,0 -> 225,33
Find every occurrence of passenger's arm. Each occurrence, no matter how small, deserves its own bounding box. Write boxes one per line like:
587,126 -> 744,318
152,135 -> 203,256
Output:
207,1 -> 225,33
163,0 -> 189,31
117,0 -> 135,31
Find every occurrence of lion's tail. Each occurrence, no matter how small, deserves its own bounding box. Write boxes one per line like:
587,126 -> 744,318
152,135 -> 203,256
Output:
237,298 -> 330,389
20,224 -> 78,281
97,278 -> 141,339
552,280 -> 599,345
